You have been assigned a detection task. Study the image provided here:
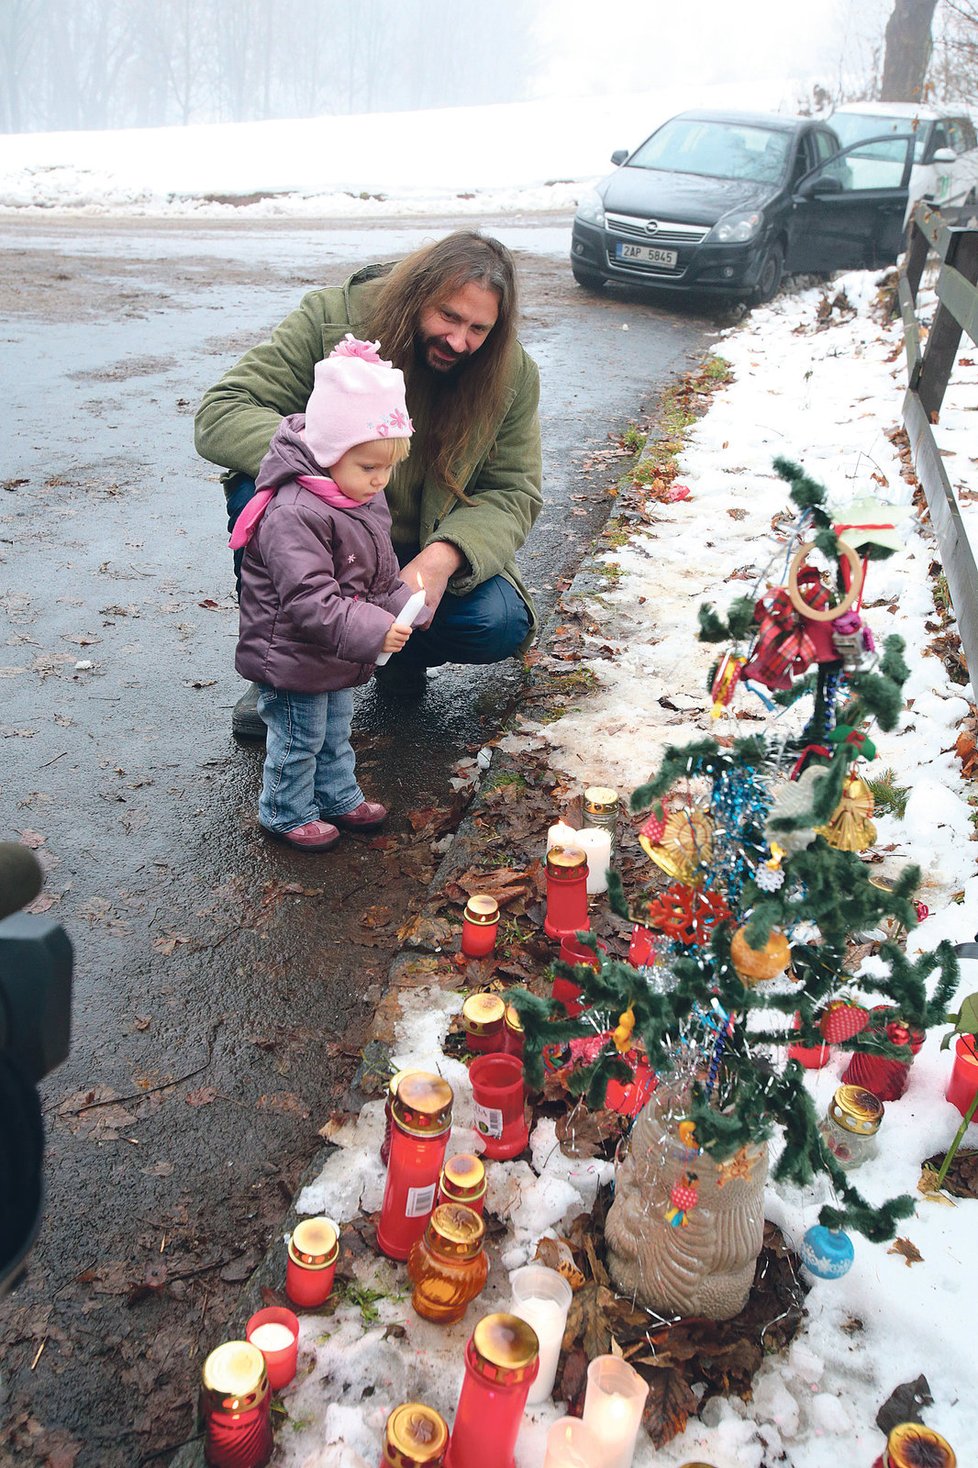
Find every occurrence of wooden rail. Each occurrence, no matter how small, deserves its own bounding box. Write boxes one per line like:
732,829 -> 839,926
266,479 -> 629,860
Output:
899,201 -> 978,686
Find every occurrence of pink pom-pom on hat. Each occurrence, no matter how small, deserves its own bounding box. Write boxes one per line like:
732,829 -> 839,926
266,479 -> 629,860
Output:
303,333 -> 413,470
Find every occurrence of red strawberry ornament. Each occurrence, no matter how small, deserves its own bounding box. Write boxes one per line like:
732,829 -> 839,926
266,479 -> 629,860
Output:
669,1179 -> 699,1212
818,1001 -> 870,1044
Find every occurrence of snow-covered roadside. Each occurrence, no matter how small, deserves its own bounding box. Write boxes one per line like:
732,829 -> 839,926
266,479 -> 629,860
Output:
234,273 -> 978,1468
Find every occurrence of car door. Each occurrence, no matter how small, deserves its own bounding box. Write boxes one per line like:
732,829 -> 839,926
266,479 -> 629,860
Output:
785,134 -> 914,274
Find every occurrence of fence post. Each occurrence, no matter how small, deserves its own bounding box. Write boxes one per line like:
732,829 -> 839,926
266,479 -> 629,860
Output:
916,230 -> 978,420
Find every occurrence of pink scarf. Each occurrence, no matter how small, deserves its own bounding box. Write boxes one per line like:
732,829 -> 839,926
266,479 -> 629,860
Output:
229,475 -> 362,549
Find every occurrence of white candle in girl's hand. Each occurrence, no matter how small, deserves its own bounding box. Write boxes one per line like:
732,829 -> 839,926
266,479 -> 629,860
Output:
375,578 -> 426,665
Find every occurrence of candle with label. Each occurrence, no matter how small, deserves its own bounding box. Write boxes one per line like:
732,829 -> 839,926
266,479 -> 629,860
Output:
377,1071 -> 454,1261
375,578 -> 427,666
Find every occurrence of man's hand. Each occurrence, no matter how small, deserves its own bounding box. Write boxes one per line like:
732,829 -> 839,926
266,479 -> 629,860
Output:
381,622 -> 413,655
399,541 -> 467,617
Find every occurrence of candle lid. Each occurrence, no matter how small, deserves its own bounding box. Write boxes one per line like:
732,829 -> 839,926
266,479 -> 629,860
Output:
388,1068 -> 410,1099
383,1403 -> 449,1466
392,1071 -> 454,1137
831,1084 -> 884,1135
583,785 -> 619,813
470,1312 -> 539,1384
463,894 -> 500,925
503,1003 -> 524,1035
546,845 -> 588,876
885,1424 -> 955,1467
426,1203 -> 485,1259
288,1216 -> 339,1268
201,1341 -> 269,1412
441,1152 -> 487,1200
461,993 -> 505,1034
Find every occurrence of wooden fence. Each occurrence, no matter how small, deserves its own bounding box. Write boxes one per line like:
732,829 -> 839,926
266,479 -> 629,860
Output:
898,201 -> 978,685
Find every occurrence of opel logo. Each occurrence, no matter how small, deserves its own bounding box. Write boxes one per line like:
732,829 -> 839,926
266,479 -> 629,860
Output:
645,219 -> 660,235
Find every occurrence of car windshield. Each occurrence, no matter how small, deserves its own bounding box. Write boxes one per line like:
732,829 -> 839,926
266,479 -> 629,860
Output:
831,112 -> 926,161
627,118 -> 791,184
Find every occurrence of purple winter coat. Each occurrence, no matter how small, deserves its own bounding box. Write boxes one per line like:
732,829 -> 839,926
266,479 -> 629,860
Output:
235,417 -> 412,693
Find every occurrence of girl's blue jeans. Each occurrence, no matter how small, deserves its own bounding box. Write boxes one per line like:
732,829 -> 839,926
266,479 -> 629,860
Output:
256,684 -> 364,834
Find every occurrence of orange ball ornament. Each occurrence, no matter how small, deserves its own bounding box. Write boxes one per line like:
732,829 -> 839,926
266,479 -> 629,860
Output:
730,926 -> 791,985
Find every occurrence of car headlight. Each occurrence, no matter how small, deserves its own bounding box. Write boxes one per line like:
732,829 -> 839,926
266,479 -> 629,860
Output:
575,189 -> 606,227
707,209 -> 763,243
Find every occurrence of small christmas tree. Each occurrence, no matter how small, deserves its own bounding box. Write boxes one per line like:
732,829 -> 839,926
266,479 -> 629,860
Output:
513,459 -> 959,1251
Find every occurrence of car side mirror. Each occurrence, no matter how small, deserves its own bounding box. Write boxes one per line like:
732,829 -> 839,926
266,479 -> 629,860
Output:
610,149 -> 629,167
932,147 -> 956,165
797,173 -> 844,199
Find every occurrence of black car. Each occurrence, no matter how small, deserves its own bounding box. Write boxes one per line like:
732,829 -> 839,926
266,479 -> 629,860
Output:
570,109 -> 915,302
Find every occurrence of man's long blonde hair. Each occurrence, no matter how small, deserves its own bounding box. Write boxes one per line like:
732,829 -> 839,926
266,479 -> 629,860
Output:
365,232 -> 519,502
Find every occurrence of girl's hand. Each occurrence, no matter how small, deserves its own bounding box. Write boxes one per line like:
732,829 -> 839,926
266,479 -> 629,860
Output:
381,622 -> 412,654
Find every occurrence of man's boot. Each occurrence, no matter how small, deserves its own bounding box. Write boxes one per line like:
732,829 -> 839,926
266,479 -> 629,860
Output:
232,683 -> 267,741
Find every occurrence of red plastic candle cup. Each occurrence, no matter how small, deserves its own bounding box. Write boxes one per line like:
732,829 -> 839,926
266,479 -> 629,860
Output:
544,846 -> 590,940
554,935 -> 605,1017
438,1153 -> 487,1216
445,1313 -> 540,1468
461,993 -> 507,1055
245,1307 -> 299,1391
627,924 -> 657,968
502,1004 -> 525,1060
945,1034 -> 978,1116
285,1217 -> 339,1308
605,1053 -> 656,1118
469,1053 -> 528,1160
462,895 -> 500,958
787,1011 -> 830,1070
377,1072 -> 454,1261
200,1341 -> 273,1468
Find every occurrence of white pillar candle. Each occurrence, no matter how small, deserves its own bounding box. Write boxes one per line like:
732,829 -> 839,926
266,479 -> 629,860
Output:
374,580 -> 427,666
576,827 -> 612,895
509,1262 -> 573,1405
547,820 -> 578,852
582,1355 -> 649,1468
543,1416 -> 600,1468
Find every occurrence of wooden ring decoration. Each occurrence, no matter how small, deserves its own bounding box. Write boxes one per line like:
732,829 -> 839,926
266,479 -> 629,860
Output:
786,539 -> 863,622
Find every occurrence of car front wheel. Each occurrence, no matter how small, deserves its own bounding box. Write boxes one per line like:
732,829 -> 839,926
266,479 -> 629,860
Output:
751,242 -> 784,304
572,261 -> 606,291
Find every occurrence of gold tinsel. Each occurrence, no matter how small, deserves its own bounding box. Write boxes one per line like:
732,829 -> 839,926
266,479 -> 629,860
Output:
816,772 -> 877,852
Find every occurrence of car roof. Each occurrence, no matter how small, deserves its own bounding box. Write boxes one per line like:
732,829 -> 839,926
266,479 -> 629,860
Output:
672,109 -> 808,133
833,101 -> 945,121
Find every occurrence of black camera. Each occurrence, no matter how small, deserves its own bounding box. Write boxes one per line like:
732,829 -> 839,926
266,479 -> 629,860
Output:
0,843 -> 73,1293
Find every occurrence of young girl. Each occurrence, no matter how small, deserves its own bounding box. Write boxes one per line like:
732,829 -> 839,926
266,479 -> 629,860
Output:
231,336 -> 417,852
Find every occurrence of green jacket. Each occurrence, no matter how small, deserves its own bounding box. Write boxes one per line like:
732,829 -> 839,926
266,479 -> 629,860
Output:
194,265 -> 543,641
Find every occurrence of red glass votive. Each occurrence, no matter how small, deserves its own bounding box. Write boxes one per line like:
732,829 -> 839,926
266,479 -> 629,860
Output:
461,993 -> 506,1055
945,1034 -> 978,1116
554,934 -> 604,1018
245,1307 -> 299,1390
469,1053 -> 528,1160
544,847 -> 590,940
201,1341 -> 273,1468
285,1217 -> 339,1308
437,1153 -> 487,1216
502,1004 -> 524,1059
462,895 -> 500,958
841,1015 -> 924,1103
377,1072 -> 454,1261
787,1011 -> 830,1070
445,1314 -> 540,1468
628,924 -> 656,967
604,1052 -> 656,1118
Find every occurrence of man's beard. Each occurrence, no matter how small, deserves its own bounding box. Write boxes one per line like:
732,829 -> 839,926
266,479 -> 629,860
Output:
415,331 -> 470,376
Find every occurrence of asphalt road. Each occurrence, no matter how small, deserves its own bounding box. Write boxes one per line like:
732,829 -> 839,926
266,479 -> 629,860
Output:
0,214 -> 715,1465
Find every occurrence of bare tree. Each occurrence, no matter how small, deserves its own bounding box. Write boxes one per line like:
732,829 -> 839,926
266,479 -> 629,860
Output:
932,1 -> 978,101
0,0 -> 46,130
880,0 -> 940,101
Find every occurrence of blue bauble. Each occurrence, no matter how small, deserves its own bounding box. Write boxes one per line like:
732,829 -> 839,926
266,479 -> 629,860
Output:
800,1224 -> 854,1280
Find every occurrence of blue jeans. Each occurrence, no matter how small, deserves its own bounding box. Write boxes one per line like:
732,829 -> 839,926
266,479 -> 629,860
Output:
256,685 -> 364,834
227,477 -> 531,667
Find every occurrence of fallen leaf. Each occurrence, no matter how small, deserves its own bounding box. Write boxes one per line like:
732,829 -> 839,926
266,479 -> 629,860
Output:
876,1374 -> 933,1435
17,828 -> 46,849
642,1367 -> 698,1450
256,1092 -> 310,1118
185,1086 -> 218,1107
887,1236 -> 923,1267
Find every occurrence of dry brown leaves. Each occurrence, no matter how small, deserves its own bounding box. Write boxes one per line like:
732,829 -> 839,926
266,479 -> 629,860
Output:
887,1236 -> 924,1268
923,1146 -> 978,1199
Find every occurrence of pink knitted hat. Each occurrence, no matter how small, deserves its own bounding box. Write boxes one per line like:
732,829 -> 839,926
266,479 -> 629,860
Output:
302,334 -> 413,470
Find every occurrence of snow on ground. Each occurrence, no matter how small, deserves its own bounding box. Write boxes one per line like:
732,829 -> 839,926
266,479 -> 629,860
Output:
274,272 -> 977,1467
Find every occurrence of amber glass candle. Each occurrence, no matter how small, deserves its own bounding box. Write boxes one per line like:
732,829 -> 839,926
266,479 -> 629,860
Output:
379,1402 -> 449,1468
437,1153 -> 487,1215
872,1422 -> 956,1467
200,1341 -> 273,1468
544,847 -> 590,940
445,1313 -> 540,1468
461,895 -> 500,957
377,1072 -> 454,1261
285,1216 -> 339,1308
407,1203 -> 489,1323
461,993 -> 506,1055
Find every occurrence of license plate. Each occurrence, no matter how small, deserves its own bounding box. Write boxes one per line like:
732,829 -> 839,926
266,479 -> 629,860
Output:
615,241 -> 679,268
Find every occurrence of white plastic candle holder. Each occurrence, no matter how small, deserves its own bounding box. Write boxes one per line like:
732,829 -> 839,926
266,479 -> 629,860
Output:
508,1263 -> 573,1405
582,1354 -> 649,1468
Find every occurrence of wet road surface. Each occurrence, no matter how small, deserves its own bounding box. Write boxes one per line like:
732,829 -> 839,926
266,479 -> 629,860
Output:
0,214 -> 716,1464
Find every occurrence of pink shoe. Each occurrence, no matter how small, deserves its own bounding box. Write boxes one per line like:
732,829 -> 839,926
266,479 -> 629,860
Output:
263,819 -> 340,852
332,800 -> 388,832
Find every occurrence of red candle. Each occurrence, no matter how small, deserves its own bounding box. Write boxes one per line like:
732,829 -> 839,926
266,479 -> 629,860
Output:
462,895 -> 500,957
604,1052 -> 656,1117
377,1072 -> 454,1261
544,847 -> 590,940
945,1034 -> 978,1116
787,1011 -> 830,1070
842,1016 -> 923,1102
437,1153 -> 487,1216
469,1053 -> 528,1160
200,1341 -> 273,1468
285,1217 -> 339,1308
554,934 -> 604,1018
461,993 -> 506,1055
502,1003 -> 525,1059
245,1307 -> 299,1391
445,1313 -> 540,1468
381,1070 -> 409,1166
380,1402 -> 449,1468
